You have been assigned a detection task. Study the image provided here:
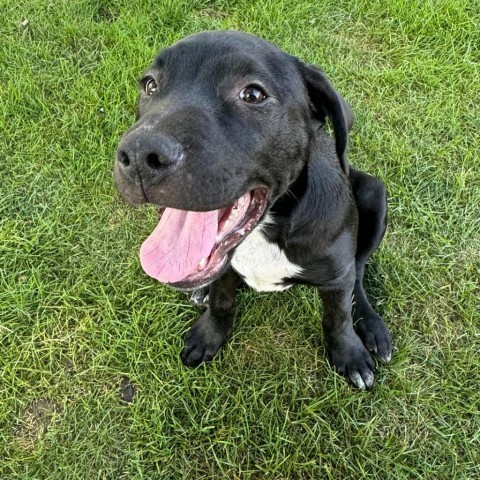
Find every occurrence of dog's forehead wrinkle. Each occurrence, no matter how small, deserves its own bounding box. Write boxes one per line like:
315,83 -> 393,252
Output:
157,39 -> 298,93
163,55 -> 274,86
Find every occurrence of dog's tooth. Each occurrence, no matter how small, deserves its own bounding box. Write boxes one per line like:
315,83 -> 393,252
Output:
198,258 -> 207,269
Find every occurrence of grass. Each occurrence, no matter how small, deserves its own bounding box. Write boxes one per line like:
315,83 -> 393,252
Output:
1,0 -> 479,478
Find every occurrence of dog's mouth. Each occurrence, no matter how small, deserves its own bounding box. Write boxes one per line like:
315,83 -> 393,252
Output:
139,188 -> 269,289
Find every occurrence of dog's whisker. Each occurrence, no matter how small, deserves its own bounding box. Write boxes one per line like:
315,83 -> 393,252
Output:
285,188 -> 301,205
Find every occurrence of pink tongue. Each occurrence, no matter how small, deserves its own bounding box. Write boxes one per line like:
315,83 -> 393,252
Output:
140,208 -> 219,283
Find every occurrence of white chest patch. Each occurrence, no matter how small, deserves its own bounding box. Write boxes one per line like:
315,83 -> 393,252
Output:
231,215 -> 303,292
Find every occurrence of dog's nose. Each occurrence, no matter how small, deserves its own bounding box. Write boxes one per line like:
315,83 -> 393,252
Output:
116,132 -> 183,179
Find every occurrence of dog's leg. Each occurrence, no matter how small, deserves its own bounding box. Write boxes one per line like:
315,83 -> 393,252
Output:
181,268 -> 242,367
318,270 -> 376,389
350,168 -> 392,363
189,287 -> 209,309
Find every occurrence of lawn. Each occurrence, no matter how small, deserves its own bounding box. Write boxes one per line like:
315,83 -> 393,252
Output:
1,0 -> 479,478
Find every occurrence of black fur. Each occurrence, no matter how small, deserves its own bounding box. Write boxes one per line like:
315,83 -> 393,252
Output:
114,31 -> 392,389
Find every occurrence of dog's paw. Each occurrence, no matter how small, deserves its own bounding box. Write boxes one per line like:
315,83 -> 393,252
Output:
189,287 -> 209,309
180,313 -> 230,367
354,314 -> 392,363
327,335 -> 376,389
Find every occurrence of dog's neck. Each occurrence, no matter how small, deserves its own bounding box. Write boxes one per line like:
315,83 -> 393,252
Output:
266,137 -> 352,247
270,162 -> 309,219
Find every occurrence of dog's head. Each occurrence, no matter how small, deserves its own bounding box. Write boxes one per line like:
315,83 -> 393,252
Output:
114,31 -> 353,290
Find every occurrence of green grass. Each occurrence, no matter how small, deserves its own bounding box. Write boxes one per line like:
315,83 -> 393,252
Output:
1,0 -> 479,478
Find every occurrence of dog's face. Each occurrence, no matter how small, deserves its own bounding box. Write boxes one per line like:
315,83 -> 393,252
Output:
114,31 -> 351,290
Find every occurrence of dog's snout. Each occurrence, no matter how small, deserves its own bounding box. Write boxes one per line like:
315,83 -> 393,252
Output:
116,132 -> 183,179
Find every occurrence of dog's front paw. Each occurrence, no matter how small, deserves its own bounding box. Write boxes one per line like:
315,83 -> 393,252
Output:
327,335 -> 376,389
180,312 -> 231,367
354,314 -> 392,364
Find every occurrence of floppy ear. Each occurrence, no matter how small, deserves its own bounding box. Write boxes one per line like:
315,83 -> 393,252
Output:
300,63 -> 354,175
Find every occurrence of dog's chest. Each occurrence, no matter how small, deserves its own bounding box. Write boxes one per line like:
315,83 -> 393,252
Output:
231,219 -> 303,292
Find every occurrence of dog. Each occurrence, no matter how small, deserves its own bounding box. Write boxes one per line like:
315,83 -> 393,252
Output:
114,31 -> 392,389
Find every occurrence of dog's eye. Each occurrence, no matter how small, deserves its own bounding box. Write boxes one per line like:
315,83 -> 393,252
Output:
143,78 -> 158,96
239,85 -> 267,104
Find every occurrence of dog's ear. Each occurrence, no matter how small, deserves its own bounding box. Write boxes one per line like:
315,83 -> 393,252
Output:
299,62 -> 354,175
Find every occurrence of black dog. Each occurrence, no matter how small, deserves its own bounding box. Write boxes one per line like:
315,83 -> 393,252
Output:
114,31 -> 392,389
